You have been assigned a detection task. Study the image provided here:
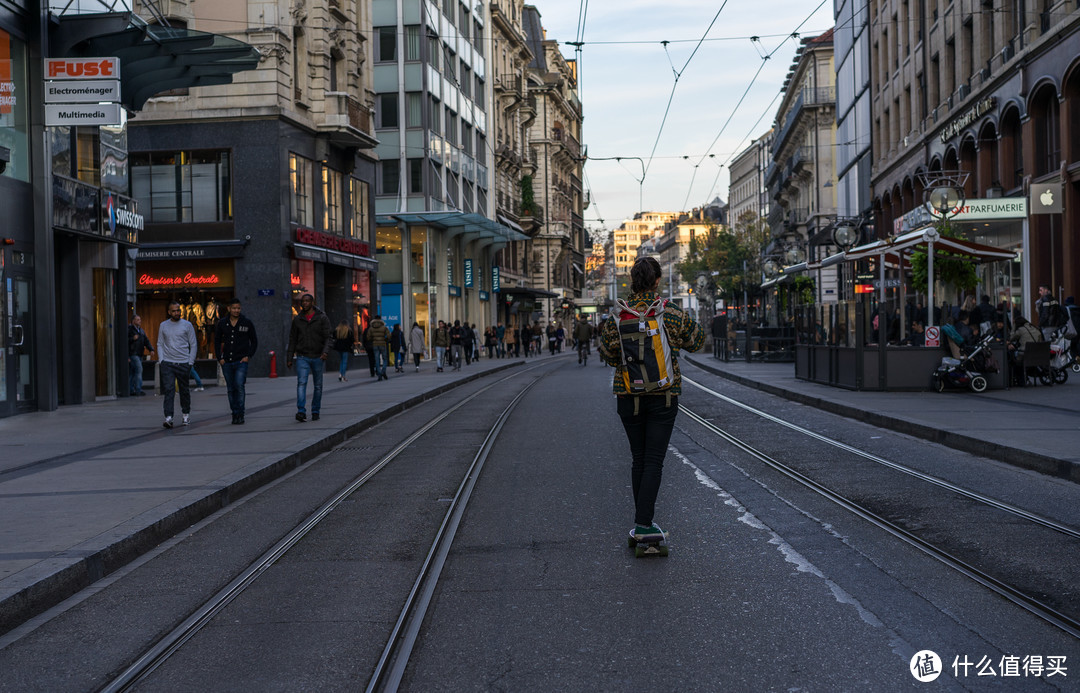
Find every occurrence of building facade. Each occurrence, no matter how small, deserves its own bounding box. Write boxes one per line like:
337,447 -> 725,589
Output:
522,4 -> 584,324
128,0 -> 377,377
727,131 -> 772,230
869,0 -> 1080,318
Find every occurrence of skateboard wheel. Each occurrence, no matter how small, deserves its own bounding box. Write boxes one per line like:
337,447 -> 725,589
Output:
628,535 -> 637,548
659,545 -> 669,557
635,545 -> 645,558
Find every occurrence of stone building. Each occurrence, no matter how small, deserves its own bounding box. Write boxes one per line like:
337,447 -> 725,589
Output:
868,0 -> 1080,317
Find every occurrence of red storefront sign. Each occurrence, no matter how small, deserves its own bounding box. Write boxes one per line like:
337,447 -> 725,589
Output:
45,57 -> 120,79
295,227 -> 370,257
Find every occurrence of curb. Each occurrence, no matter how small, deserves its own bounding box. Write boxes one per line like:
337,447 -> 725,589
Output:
0,361 -> 523,636
684,354 -> 1080,484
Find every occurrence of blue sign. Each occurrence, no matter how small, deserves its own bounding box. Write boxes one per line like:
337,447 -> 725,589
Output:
257,289 -> 275,296
464,259 -> 474,288
492,266 -> 500,293
479,290 -> 489,301
380,295 -> 402,328
448,285 -> 462,297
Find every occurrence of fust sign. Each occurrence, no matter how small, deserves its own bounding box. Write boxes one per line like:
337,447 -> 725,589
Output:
45,58 -> 120,80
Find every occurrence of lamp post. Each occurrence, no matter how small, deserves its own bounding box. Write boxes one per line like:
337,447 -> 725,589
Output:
918,171 -> 968,329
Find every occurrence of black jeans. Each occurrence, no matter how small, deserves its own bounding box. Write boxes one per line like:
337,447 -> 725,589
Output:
617,395 -> 678,526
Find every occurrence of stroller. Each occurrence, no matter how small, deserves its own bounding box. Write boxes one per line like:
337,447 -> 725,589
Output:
932,330 -> 998,393
1047,326 -> 1076,384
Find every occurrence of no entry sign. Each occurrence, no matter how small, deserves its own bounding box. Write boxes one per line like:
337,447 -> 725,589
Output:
925,326 -> 940,348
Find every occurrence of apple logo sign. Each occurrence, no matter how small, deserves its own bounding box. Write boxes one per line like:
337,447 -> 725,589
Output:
1041,189 -> 1054,207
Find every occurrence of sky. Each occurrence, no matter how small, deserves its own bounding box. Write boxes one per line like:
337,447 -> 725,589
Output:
527,0 -> 836,238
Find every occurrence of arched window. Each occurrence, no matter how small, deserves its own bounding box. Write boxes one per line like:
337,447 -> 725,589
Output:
1065,65 -> 1080,162
999,106 -> 1023,190
1030,84 -> 1060,176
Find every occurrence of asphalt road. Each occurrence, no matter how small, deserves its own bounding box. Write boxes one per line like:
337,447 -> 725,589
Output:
0,355 -> 1076,692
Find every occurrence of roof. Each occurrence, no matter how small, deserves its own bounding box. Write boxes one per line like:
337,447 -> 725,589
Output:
522,6 -> 547,72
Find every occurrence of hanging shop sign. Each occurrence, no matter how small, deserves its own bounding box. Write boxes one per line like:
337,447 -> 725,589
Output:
43,58 -> 122,126
479,290 -> 489,301
464,259 -> 474,288
448,285 -> 461,297
492,266 -> 500,293
1030,183 -> 1062,214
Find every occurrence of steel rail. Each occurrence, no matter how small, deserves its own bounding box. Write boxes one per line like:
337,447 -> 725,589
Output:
100,362 -> 552,693
679,405 -> 1080,640
366,376 -> 542,692
684,376 -> 1080,540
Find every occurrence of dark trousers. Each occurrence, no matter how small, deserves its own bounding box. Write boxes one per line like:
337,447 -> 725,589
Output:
160,361 -> 191,418
617,395 -> 679,526
221,360 -> 248,415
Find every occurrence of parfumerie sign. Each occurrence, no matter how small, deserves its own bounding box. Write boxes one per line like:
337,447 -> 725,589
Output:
44,58 -> 122,126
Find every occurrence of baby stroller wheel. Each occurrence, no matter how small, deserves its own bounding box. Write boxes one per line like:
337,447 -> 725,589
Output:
932,375 -> 946,393
1072,362 -> 1080,374
1053,368 -> 1068,385
1038,371 -> 1054,386
969,375 -> 988,393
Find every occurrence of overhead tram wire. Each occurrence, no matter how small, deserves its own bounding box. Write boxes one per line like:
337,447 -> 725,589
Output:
640,0 -> 730,185
680,0 -> 831,211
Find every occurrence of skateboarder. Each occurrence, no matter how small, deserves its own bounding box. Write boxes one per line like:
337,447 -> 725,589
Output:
599,256 -> 705,552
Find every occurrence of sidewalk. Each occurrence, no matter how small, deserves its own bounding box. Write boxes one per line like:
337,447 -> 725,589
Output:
0,356 -> 524,635
684,353 -> 1080,481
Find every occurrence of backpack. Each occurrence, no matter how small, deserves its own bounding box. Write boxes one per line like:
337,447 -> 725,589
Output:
610,297 -> 675,394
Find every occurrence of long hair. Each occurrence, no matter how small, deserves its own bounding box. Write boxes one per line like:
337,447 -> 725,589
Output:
335,321 -> 351,339
630,256 -> 662,293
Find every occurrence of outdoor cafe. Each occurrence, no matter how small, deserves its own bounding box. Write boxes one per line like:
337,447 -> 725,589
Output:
791,225 -> 1016,391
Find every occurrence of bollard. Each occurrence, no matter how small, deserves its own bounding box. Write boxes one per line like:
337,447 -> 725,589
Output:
268,350 -> 278,378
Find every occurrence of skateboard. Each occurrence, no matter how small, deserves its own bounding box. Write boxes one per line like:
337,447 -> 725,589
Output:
627,527 -> 669,557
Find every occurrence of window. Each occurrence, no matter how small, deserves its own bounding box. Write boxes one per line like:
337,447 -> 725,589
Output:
379,93 -> 399,128
322,166 -> 343,233
293,29 -> 307,101
378,27 -> 396,61
0,29 -> 29,182
404,25 -> 421,61
289,153 -> 314,226
131,150 -> 233,223
380,159 -> 400,196
406,92 -> 423,128
428,36 -> 441,72
350,178 -> 370,240
408,158 -> 424,194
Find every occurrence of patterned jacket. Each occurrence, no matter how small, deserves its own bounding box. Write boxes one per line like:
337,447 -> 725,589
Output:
599,291 -> 705,396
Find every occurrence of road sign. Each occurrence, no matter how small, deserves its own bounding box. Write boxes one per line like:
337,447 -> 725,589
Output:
45,103 -> 122,126
925,326 -> 940,348
45,80 -> 121,103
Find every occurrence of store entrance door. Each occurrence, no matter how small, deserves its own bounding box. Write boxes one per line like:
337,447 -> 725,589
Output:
2,268 -> 36,416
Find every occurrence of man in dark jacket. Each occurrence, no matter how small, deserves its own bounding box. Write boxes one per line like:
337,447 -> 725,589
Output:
367,314 -> 391,380
214,298 -> 258,425
1036,284 -> 1066,339
128,315 -> 153,396
286,294 -> 332,422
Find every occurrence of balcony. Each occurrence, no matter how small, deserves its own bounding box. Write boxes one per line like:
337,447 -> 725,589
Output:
771,86 -> 835,159
317,93 -> 378,149
553,128 -> 580,160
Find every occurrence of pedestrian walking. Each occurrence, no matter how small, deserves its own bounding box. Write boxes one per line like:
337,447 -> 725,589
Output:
409,322 -> 425,371
532,321 -> 543,355
1036,283 -> 1067,340
157,301 -> 198,428
332,320 -> 355,381
286,293 -> 332,422
547,323 -> 557,355
471,323 -> 481,362
599,256 -> 705,545
127,314 -> 153,396
555,323 -> 565,353
496,322 -> 506,358
361,322 -> 376,377
390,323 -> 406,372
367,314 -> 391,380
434,320 -> 450,372
520,323 -> 532,357
214,297 -> 258,425
450,320 -> 465,370
505,323 -> 517,357
485,326 -> 497,359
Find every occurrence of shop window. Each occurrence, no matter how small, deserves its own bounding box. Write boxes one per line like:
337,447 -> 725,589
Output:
350,177 -> 370,241
130,150 -> 232,223
410,227 -> 427,280
376,225 -> 403,283
290,153 -> 314,226
76,128 -> 101,186
0,29 -> 29,182
322,165 -> 343,233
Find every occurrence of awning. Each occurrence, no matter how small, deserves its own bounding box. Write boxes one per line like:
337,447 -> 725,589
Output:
497,214 -> 525,234
500,286 -> 559,299
843,226 -> 1017,264
56,17 -> 261,110
376,211 -> 529,244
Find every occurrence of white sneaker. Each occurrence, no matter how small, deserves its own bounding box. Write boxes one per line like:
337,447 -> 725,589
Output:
182,414 -> 190,426
163,416 -> 173,429
195,387 -> 204,391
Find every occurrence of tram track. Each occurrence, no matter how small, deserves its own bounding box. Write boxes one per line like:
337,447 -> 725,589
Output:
678,375 -> 1080,641
99,360 -> 557,693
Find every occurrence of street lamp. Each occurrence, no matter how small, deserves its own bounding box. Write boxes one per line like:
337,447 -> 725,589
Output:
917,170 -> 969,328
832,219 -> 861,249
